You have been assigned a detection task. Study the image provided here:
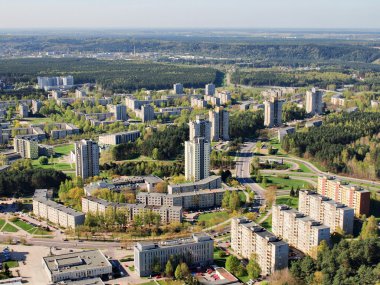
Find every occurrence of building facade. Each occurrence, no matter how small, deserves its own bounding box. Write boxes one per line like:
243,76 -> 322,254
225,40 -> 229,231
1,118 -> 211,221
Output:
107,104 -> 127,121
98,130 -> 140,146
168,175 -> 221,194
134,234 -> 214,277
305,87 -> 323,115
205,83 -> 215,96
173,83 -> 184,95
317,176 -> 370,217
13,136 -> 39,159
231,218 -> 289,275
74,140 -> 100,179
209,107 -> 229,141
185,137 -> 210,181
189,116 -> 211,142
264,96 -> 284,127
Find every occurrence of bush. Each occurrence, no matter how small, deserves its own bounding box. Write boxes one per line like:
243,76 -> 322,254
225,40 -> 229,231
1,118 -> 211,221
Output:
38,156 -> 49,165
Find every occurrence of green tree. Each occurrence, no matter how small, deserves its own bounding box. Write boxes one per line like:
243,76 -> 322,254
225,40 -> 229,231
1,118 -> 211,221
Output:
165,260 -> 174,277
222,191 -> 231,209
180,263 -> 190,279
152,257 -> 161,274
360,215 -> 378,239
175,264 -> 183,280
38,156 -> 49,165
246,254 -> 261,279
225,255 -> 241,275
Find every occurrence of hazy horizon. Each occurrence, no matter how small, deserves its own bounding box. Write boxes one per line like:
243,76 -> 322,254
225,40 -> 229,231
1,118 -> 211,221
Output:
1,0 -> 379,30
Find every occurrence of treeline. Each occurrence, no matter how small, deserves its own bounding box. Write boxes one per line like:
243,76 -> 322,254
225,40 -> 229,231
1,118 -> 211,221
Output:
282,112 -> 380,178
0,168 -> 68,197
229,110 -> 264,139
0,58 -> 223,91
111,124 -> 189,161
101,161 -> 184,178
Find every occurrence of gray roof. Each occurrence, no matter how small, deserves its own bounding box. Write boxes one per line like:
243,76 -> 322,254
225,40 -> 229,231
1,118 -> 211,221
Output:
63,278 -> 104,285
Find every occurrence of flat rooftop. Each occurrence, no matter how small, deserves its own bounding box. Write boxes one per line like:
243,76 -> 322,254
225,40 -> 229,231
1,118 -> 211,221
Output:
43,250 -> 111,275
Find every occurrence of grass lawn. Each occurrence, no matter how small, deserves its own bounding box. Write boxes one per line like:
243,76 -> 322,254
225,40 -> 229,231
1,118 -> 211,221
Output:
2,223 -> 19,233
54,144 -> 74,156
213,248 -> 227,267
261,175 -> 311,191
238,191 -> 246,203
32,160 -> 74,172
30,227 -> 52,235
238,275 -> 250,283
198,211 -> 229,228
0,219 -> 5,230
21,117 -> 53,124
260,214 -> 272,231
294,162 -> 312,173
276,195 -> 299,209
3,260 -> 19,268
12,219 -> 34,231
158,280 -> 183,285
140,282 -> 157,285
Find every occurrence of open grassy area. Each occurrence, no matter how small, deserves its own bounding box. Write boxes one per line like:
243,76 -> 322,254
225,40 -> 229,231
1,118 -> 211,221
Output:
260,214 -> 272,231
0,219 -> 6,230
12,219 -> 34,231
198,211 -> 229,228
294,162 -> 313,173
21,117 -> 53,124
276,195 -> 299,209
158,280 -> 184,285
238,191 -> 246,203
238,275 -> 250,283
32,160 -> 74,172
54,144 -> 74,156
213,247 -> 227,267
261,175 -> 311,191
3,260 -> 19,268
2,223 -> 19,233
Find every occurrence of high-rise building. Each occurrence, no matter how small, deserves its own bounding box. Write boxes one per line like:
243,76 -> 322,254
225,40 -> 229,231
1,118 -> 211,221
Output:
272,205 -> 330,255
185,137 -> 210,181
189,116 -> 211,142
74,139 -> 99,179
98,130 -> 141,146
205,83 -> 215,96
305,88 -> 323,115
19,104 -> 29,118
299,190 -> 354,234
107,104 -> 127,121
264,96 -> 284,127
317,176 -> 370,217
141,104 -> 155,122
31,100 -> 43,115
13,136 -> 39,159
231,217 -> 289,275
209,107 -> 229,141
173,83 -> 184,95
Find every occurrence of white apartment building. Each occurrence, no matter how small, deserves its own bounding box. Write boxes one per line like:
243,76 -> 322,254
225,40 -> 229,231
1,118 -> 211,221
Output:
74,139 -> 100,179
264,96 -> 284,127
205,83 -> 216,96
189,115 -> 211,142
167,175 -> 221,194
216,91 -> 231,105
134,233 -> 214,277
13,136 -> 39,159
33,189 -> 85,229
209,107 -> 229,141
173,83 -> 184,95
31,100 -> 42,114
185,137 -> 210,181
98,130 -> 140,146
75,89 -> 87,98
317,176 -> 370,217
299,190 -> 354,234
231,218 -> 289,275
42,250 -> 112,283
19,104 -> 29,118
305,87 -> 323,115
50,123 -> 80,139
191,97 -> 207,108
107,104 -> 127,121
272,205 -> 330,255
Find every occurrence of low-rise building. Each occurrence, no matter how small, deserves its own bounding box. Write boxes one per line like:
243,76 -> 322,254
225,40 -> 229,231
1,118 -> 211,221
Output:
317,176 -> 370,217
19,104 -> 29,118
33,189 -> 85,229
277,127 -> 295,142
272,205 -> 330,255
134,233 -> 213,277
331,94 -> 345,106
191,98 -> 207,108
50,123 -> 80,139
299,190 -> 354,234
13,136 -> 39,159
231,217 -> 289,275
168,176 -> 221,194
42,250 -> 112,283
98,130 -> 140,146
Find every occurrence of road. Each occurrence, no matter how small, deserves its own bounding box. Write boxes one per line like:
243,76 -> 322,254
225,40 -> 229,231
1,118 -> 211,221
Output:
235,142 -> 266,203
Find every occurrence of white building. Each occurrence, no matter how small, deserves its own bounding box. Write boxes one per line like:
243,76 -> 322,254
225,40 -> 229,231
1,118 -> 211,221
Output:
98,130 -> 140,146
185,137 -> 210,182
231,217 -> 289,275
189,116 -> 211,142
305,88 -> 323,115
264,96 -> 284,127
173,83 -> 184,95
13,136 -> 39,159
74,139 -> 100,179
205,83 -> 215,96
19,104 -> 29,118
209,107 -> 229,141
107,104 -> 127,121
134,233 -> 214,277
42,250 -> 112,283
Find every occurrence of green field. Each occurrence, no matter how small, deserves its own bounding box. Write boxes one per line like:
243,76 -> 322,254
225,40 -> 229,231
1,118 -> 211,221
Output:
0,219 -> 6,230
12,219 -> 34,231
158,281 -> 183,285
32,159 -> 74,172
213,247 -> 227,267
276,195 -> 299,209
21,117 -> 53,124
261,175 -> 311,191
31,228 -> 52,235
54,144 -> 74,156
140,282 -> 157,285
198,211 -> 229,228
260,214 -> 272,231
3,260 -> 19,268
2,223 -> 19,233
294,162 -> 313,173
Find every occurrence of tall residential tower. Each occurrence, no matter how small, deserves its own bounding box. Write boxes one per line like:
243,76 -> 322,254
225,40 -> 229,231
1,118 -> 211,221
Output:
305,87 -> 323,115
209,107 -> 229,141
74,139 -> 100,179
185,137 -> 210,182
264,95 -> 284,127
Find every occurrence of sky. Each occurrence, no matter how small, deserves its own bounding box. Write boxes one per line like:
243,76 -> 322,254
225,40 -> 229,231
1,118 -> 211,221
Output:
1,0 -> 379,30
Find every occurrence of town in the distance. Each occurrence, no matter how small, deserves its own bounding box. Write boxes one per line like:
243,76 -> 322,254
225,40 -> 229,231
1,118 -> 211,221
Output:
0,28 -> 379,285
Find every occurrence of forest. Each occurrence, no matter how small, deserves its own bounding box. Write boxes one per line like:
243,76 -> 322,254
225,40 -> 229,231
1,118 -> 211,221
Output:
0,58 -> 223,92
281,112 -> 380,179
229,110 -> 265,139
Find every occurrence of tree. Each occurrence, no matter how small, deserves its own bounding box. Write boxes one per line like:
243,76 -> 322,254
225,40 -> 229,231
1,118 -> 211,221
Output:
152,257 -> 161,274
225,255 -> 241,275
360,215 -> 378,239
175,264 -> 183,280
229,191 -> 241,212
222,191 -> 231,209
165,260 -> 174,277
38,156 -> 49,165
246,254 -> 261,279
290,186 -> 295,197
180,263 -> 190,279
155,182 -> 168,193
3,263 -> 11,278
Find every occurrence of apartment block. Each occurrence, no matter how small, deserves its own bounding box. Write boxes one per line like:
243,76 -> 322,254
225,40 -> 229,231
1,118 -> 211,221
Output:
75,89 -> 87,98
299,190 -> 354,234
205,83 -> 215,96
33,189 -> 85,229
264,95 -> 284,127
42,250 -> 112,283
185,137 -> 210,181
189,115 -> 211,142
134,233 -> 213,277
50,123 -> 80,139
37,75 -> 74,91
173,83 -> 184,95
31,100 -> 43,115
107,104 -> 127,121
231,218 -> 289,275
216,91 -> 231,105
19,104 -> 29,118
13,136 -> 39,159
74,139 -> 100,179
317,176 -> 370,217
277,127 -> 295,142
191,97 -> 208,108
168,175 -> 221,194
305,87 -> 323,115
204,95 -> 221,107
272,205 -> 330,255
209,107 -> 229,141
98,130 -> 140,146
